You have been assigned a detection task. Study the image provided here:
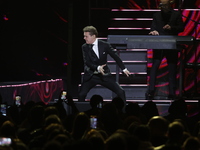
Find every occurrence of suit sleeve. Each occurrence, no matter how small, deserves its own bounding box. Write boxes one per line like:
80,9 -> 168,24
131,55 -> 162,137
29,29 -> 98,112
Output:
150,13 -> 157,31
106,43 -> 126,70
169,11 -> 185,33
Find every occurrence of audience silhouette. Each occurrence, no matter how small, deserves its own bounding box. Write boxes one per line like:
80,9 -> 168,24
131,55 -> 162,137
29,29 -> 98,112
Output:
0,93 -> 200,150
84,94 -> 104,118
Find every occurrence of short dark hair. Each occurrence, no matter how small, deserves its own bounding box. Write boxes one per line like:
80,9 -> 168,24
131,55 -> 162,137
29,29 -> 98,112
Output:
90,94 -> 103,107
83,26 -> 98,37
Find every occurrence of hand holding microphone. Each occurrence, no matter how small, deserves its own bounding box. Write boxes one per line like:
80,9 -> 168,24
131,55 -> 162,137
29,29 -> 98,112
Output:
98,64 -> 106,75
158,3 -> 163,8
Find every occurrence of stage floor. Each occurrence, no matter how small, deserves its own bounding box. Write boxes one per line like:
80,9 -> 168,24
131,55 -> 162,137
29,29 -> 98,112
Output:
73,99 -> 199,117
0,79 -> 199,117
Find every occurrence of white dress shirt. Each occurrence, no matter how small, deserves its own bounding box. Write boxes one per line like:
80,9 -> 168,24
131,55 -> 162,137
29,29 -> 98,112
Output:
92,39 -> 99,58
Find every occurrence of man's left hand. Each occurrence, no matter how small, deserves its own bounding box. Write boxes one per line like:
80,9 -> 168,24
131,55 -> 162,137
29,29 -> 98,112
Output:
123,68 -> 131,77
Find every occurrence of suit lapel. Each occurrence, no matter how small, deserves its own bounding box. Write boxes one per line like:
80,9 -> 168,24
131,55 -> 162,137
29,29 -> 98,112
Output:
88,44 -> 99,62
169,10 -> 176,24
98,40 -> 104,58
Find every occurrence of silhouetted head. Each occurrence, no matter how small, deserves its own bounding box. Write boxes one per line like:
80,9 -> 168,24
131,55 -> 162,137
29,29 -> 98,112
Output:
90,94 -> 103,108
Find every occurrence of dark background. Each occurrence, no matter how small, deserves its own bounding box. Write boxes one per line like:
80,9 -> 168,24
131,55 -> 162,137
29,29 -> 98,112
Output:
0,0 -> 112,97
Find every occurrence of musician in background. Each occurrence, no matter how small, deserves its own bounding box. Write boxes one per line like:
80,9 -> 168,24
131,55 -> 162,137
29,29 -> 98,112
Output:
146,0 -> 185,100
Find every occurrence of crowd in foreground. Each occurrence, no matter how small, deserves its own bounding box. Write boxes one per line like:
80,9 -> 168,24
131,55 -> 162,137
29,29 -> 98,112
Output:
0,94 -> 200,150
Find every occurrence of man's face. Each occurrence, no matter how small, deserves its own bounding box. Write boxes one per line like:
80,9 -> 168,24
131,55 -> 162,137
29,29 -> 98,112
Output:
160,0 -> 170,5
160,0 -> 171,12
84,32 -> 96,44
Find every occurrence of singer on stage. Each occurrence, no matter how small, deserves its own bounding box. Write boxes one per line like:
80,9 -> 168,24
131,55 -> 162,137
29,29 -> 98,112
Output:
78,26 -> 131,105
146,0 -> 185,100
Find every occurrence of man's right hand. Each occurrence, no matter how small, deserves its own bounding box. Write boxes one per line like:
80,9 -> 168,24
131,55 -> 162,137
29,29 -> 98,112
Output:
149,30 -> 159,35
98,64 -> 106,75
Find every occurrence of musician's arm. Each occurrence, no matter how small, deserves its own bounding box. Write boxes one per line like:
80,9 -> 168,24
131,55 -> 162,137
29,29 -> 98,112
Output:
170,13 -> 185,33
149,15 -> 159,35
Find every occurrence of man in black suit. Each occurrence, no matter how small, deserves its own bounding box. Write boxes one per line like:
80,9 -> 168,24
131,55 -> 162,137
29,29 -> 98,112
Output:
146,0 -> 185,100
78,26 -> 131,105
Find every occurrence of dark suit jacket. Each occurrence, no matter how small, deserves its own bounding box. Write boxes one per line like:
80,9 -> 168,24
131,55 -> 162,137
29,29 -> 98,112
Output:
82,39 -> 126,82
150,9 -> 185,35
150,9 -> 185,57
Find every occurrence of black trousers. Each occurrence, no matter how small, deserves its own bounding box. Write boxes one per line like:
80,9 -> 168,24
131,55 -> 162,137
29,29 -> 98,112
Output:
78,74 -> 126,104
148,49 -> 178,96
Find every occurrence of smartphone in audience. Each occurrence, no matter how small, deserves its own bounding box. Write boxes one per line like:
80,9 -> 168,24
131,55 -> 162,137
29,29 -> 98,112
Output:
0,104 -> 7,116
90,115 -> 98,129
61,91 -> 67,102
0,137 -> 12,146
15,95 -> 21,107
